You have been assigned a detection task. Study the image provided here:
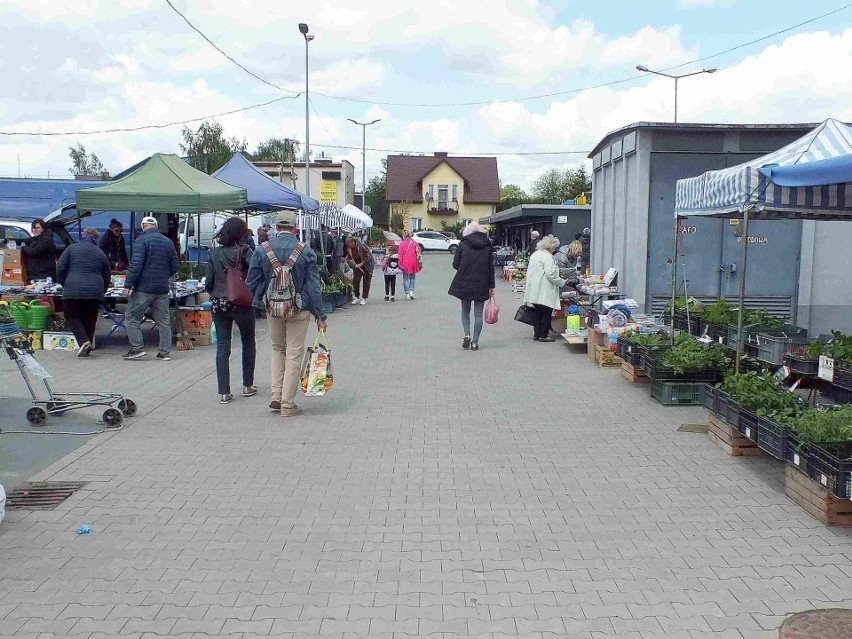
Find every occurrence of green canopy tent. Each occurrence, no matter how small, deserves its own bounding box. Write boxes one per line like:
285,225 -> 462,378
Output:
76,153 -> 248,264
76,153 -> 247,213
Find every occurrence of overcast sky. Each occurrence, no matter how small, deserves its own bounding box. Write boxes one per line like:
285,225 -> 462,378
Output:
1,0 -> 850,191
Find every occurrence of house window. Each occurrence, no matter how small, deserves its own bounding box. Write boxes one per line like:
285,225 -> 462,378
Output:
427,184 -> 435,201
411,217 -> 423,232
462,218 -> 473,228
438,185 -> 448,209
452,184 -> 458,200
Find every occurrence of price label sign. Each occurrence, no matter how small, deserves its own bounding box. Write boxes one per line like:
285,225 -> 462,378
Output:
818,356 -> 834,382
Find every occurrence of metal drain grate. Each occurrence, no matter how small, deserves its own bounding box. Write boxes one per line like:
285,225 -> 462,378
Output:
5,481 -> 88,510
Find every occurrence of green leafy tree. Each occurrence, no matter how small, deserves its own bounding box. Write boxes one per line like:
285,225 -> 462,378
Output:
68,143 -> 107,177
530,168 -> 567,204
253,137 -> 300,163
440,221 -> 464,235
565,165 -> 591,199
498,182 -> 529,212
180,120 -> 246,174
389,201 -> 413,234
364,158 -> 390,224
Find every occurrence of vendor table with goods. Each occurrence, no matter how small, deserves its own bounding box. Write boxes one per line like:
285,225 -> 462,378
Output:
0,277 -> 210,351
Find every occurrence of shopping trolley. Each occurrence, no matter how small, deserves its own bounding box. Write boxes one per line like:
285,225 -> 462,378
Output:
0,312 -> 137,427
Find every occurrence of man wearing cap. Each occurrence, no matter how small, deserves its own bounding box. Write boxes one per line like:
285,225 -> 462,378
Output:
122,216 -> 179,361
247,211 -> 327,417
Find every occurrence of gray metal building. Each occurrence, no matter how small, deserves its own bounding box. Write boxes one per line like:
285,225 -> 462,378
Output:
588,121 -> 852,334
483,204 -> 591,251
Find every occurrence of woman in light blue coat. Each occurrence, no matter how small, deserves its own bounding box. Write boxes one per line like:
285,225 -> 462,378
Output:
523,235 -> 566,342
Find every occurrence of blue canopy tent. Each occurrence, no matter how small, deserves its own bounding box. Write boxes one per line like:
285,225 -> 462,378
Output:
673,118 -> 852,368
212,152 -> 319,212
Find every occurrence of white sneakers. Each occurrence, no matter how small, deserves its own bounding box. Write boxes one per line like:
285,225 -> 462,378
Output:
405,294 -> 411,300
351,298 -> 360,305
351,298 -> 367,306
359,299 -> 366,305
409,291 -> 416,299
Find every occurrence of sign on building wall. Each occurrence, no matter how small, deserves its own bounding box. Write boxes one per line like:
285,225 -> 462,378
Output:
320,180 -> 337,204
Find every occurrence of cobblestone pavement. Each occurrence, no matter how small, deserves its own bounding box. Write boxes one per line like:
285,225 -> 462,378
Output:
1,254 -> 850,639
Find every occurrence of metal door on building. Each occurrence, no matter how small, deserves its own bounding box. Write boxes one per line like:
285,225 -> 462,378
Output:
648,153 -> 802,318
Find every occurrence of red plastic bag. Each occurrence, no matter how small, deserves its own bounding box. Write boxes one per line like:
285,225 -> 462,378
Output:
484,297 -> 500,324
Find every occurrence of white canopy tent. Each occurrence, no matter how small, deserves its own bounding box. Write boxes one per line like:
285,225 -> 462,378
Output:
673,118 -> 852,369
299,203 -> 374,234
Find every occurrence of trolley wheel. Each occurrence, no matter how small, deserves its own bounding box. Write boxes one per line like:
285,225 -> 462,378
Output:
46,401 -> 69,416
118,398 -> 138,417
102,408 -> 124,428
26,406 -> 48,427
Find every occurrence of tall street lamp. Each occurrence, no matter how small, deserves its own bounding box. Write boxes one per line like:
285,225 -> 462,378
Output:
299,23 -> 314,201
635,64 -> 716,123
347,118 -> 381,215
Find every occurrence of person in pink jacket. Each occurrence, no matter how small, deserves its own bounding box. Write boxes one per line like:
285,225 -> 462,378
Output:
397,231 -> 422,300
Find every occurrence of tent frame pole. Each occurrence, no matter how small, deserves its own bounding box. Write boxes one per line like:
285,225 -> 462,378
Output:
670,215 -> 680,342
734,207 -> 751,373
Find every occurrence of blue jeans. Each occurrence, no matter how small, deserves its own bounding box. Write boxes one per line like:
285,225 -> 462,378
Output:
125,291 -> 171,354
461,300 -> 485,342
402,272 -> 416,294
212,306 -> 256,395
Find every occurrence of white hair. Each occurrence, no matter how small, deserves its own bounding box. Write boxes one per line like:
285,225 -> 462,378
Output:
536,234 -> 560,253
530,230 -> 540,237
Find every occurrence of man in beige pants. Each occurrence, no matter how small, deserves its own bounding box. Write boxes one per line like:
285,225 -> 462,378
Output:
247,211 -> 328,417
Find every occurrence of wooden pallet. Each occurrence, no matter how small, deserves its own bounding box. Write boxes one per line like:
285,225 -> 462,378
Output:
707,412 -> 766,457
621,361 -> 650,384
785,464 -> 852,527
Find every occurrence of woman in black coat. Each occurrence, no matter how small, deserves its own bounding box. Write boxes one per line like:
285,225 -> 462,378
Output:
21,218 -> 58,281
56,228 -> 111,357
448,222 -> 496,351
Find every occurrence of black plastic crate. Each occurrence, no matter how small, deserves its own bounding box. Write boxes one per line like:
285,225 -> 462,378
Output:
823,382 -> 852,405
713,389 -> 730,417
637,344 -> 671,371
651,381 -> 702,406
785,354 -> 819,376
754,332 -> 813,366
807,442 -> 852,499
784,433 -> 809,473
833,360 -> 852,389
700,384 -> 716,410
738,408 -> 759,441
725,396 -> 741,429
673,313 -> 702,336
757,415 -> 788,461
704,322 -> 728,345
644,356 -> 719,383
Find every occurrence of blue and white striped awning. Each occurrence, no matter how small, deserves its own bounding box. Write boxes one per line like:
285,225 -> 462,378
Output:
675,118 -> 852,219
299,203 -> 373,232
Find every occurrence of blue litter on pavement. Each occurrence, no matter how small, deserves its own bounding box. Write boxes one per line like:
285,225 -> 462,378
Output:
76,524 -> 91,535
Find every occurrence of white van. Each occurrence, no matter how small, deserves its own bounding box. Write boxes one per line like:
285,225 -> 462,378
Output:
179,213 -> 271,256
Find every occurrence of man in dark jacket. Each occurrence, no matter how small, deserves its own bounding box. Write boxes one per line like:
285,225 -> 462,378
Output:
122,216 -> 179,361
246,211 -> 327,417
448,223 -> 496,350
99,219 -> 129,271
580,227 -> 591,268
57,228 -> 111,356
21,218 -> 57,281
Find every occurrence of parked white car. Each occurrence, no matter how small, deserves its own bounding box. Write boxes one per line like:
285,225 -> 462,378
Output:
412,231 -> 460,254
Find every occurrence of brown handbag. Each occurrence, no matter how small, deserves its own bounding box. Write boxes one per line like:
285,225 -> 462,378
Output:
225,245 -> 254,307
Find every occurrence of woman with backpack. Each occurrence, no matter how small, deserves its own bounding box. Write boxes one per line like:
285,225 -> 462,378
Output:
206,217 -> 257,404
398,231 -> 422,300
448,222 -> 495,351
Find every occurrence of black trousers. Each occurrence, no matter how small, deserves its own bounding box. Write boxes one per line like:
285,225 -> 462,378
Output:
212,306 -> 256,395
532,304 -> 553,339
64,298 -> 101,345
384,275 -> 397,296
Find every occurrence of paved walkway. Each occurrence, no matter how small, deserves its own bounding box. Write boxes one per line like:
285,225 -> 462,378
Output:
1,254 -> 850,639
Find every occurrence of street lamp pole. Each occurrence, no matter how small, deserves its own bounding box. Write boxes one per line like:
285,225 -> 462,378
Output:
299,23 -> 314,201
347,118 -> 381,214
635,65 -> 716,123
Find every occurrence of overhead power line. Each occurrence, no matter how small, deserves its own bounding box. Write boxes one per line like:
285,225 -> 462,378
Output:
166,1 -> 850,107
164,0 -> 295,94
0,95 -> 300,137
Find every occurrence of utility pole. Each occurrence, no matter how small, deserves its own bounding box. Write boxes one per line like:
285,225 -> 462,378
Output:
347,118 -> 381,213
635,65 -> 716,123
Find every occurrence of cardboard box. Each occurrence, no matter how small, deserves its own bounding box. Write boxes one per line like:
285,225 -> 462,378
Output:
43,332 -> 79,351
176,308 -> 212,330
588,328 -> 606,362
177,328 -> 212,347
1,248 -> 26,286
